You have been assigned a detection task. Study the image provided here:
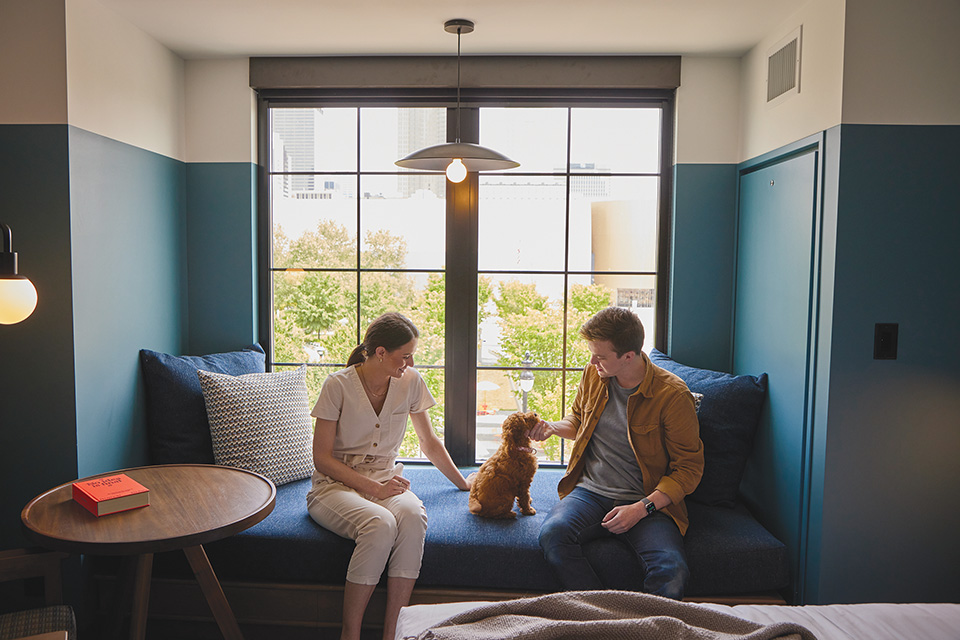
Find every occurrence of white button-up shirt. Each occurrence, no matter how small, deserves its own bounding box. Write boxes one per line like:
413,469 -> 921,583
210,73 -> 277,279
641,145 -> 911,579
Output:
311,364 -> 436,460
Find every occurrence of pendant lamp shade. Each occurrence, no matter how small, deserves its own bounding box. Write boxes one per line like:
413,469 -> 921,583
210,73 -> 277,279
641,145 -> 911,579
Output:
395,142 -> 520,173
395,19 -> 519,182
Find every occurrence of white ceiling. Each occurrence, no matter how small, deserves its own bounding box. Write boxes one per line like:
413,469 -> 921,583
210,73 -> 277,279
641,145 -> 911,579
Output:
97,0 -> 803,60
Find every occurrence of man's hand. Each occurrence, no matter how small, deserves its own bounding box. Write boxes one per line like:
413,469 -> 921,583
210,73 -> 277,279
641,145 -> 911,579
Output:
601,503 -> 645,534
528,419 -> 557,442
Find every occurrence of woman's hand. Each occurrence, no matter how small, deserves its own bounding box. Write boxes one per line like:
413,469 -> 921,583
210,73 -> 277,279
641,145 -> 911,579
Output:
464,471 -> 478,491
371,474 -> 410,500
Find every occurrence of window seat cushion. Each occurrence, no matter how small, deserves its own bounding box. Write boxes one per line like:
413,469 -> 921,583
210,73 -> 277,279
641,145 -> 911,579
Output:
148,466 -> 788,597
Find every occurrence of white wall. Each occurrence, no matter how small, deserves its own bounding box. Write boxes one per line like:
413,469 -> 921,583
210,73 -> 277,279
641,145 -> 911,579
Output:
0,0 -> 68,124
675,57 -> 741,165
738,0 -> 845,162
841,0 -> 960,125
185,58 -> 257,163
65,0 -> 185,161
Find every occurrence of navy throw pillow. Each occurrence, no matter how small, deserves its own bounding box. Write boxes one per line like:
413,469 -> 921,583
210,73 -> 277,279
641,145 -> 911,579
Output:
650,349 -> 767,508
139,345 -> 266,464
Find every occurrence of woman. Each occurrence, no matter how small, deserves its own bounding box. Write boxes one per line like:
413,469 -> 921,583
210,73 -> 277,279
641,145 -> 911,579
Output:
307,312 -> 471,640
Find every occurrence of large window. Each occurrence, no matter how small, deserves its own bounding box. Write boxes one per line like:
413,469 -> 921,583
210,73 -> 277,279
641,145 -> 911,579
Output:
260,95 -> 673,466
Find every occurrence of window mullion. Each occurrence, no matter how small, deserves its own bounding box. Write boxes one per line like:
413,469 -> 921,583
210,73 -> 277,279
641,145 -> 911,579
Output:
444,106 -> 480,465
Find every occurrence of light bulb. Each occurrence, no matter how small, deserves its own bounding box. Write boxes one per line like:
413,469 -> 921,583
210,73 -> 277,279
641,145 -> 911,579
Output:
0,276 -> 38,325
445,158 -> 467,183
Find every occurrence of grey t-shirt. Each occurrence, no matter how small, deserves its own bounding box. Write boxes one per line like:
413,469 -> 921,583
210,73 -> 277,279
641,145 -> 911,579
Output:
578,379 -> 646,501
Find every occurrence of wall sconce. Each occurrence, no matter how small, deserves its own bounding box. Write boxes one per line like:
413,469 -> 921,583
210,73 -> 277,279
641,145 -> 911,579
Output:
0,222 -> 38,325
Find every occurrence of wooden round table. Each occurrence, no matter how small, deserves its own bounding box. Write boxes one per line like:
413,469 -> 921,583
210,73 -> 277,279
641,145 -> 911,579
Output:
21,464 -> 276,640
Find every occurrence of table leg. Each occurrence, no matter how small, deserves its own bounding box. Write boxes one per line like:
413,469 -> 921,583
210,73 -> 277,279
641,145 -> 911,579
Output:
129,553 -> 153,640
183,544 -> 244,640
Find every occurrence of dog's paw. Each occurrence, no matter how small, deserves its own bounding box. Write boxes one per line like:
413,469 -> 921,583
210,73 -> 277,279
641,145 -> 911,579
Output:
521,507 -> 536,516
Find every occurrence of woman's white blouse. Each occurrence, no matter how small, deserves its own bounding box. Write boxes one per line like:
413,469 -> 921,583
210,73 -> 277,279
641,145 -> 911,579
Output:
311,365 -> 436,458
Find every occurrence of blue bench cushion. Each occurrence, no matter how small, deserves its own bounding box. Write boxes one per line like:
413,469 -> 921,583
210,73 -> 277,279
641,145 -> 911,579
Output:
650,349 -> 768,509
139,345 -> 266,465
180,466 -> 787,597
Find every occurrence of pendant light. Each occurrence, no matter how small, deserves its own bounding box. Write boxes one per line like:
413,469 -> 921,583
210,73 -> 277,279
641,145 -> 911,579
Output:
0,222 -> 38,325
395,19 -> 519,183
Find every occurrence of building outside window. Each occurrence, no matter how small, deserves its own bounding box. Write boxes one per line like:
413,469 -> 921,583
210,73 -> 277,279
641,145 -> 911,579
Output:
262,100 -> 670,466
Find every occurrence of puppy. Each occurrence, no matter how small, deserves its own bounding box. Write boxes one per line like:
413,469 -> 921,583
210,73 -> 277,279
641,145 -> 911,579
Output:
468,411 -> 539,519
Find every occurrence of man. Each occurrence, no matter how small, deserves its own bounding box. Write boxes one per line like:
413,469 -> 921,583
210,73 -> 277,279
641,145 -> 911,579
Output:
530,307 -> 703,600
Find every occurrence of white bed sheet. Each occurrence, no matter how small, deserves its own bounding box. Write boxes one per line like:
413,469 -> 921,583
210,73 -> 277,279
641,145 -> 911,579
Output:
396,599 -> 960,640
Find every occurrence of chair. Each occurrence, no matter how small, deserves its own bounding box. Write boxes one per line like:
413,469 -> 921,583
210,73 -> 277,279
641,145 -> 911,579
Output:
0,548 -> 76,640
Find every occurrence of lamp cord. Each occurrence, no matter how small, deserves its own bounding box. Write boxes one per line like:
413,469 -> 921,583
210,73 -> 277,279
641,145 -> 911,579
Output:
455,26 -> 462,144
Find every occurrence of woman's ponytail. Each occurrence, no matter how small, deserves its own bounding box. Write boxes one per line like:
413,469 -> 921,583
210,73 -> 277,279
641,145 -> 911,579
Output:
346,343 -> 366,367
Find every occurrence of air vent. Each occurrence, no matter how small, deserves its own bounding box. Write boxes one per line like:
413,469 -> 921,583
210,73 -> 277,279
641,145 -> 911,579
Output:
766,26 -> 802,106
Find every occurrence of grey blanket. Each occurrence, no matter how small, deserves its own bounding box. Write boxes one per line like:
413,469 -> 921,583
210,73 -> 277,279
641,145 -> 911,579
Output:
409,591 -> 818,640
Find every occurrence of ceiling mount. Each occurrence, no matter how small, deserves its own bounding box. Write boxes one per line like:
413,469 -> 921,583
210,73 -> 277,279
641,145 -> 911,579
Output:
444,19 -> 474,35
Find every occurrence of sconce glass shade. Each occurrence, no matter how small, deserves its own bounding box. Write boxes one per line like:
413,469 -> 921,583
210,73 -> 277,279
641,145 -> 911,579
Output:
0,275 -> 38,325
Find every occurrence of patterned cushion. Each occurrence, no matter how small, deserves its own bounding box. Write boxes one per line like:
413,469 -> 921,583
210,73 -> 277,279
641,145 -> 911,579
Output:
0,604 -> 76,640
197,367 -> 314,486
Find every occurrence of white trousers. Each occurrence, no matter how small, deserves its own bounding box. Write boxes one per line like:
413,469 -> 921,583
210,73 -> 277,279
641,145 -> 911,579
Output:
306,456 -> 428,585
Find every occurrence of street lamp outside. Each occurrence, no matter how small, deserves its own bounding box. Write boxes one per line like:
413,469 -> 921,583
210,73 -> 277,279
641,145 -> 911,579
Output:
520,351 -> 534,412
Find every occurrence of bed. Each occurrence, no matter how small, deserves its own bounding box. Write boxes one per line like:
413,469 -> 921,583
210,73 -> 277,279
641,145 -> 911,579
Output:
395,591 -> 960,640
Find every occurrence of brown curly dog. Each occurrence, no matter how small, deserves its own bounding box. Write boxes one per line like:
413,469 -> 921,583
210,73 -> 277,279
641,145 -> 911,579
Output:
468,411 -> 540,519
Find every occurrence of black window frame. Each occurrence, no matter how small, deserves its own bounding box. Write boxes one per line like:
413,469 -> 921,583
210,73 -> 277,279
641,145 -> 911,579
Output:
256,87 -> 675,466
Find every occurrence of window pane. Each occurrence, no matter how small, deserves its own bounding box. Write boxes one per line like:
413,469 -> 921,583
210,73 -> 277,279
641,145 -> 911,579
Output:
480,107 -> 568,173
359,175 -> 445,270
570,108 -> 660,173
478,176 -> 567,271
359,272 -> 444,368
474,368 -> 571,463
568,274 -> 658,353
271,107 -> 357,173
568,176 -> 660,273
272,175 -> 357,269
479,274 -> 568,369
362,107 -> 446,174
273,270 -> 358,366
400,367 -> 445,459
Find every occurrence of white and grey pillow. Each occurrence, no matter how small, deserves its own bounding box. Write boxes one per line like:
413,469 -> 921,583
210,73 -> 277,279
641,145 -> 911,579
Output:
197,366 -> 314,486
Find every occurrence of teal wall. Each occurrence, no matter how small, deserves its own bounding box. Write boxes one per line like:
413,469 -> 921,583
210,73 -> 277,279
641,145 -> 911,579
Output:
816,124 -> 960,603
733,124 -> 960,604
0,126 -> 262,550
670,164 -> 737,371
733,137 -> 824,604
185,162 -> 258,356
0,125 -> 79,550
68,127 -> 187,477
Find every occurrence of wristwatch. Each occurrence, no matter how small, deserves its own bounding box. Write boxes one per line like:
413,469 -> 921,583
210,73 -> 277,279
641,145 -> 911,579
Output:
640,497 -> 657,515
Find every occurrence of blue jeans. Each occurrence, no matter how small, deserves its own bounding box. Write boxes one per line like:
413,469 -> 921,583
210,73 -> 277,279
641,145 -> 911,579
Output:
538,486 -> 689,600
